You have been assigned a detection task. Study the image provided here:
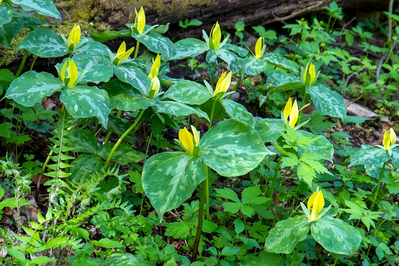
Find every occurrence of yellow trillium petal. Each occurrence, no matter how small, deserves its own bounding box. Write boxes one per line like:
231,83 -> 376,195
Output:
283,98 -> 292,122
214,72 -> 227,95
311,190 -> 324,220
68,24 -> 81,48
60,60 -> 68,82
116,41 -> 127,57
68,59 -> 78,88
149,76 -> 160,99
179,127 -> 194,155
220,72 -> 232,93
211,22 -> 221,50
307,190 -> 317,211
137,7 -> 146,34
149,54 -> 161,79
383,130 -> 390,150
191,125 -> 200,146
118,47 -> 134,63
390,128 -> 396,147
255,37 -> 264,59
309,63 -> 316,85
289,99 -> 299,128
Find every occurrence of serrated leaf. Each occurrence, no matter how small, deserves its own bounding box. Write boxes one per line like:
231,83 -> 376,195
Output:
221,202 -> 242,213
199,119 -> 272,177
241,186 -> 262,205
215,188 -> 241,203
165,222 -> 191,238
220,246 -> 241,256
311,216 -> 361,256
234,218 -> 245,235
60,85 -> 111,128
202,219 -> 218,233
29,256 -> 56,265
265,215 -> 310,254
6,71 -> 64,106
142,152 -> 206,221
241,205 -> 255,217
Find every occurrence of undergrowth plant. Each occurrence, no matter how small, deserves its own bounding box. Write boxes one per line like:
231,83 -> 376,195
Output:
0,1 -> 399,265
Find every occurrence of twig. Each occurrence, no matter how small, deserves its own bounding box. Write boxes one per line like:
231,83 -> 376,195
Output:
271,12 -> 288,25
261,0 -> 332,25
339,17 -> 357,44
344,68 -> 363,88
376,57 -> 384,85
387,0 -> 394,43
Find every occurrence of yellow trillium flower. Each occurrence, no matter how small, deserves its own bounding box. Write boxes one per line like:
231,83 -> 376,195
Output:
60,59 -> 78,88
178,125 -> 200,156
134,7 -> 146,34
283,98 -> 309,128
254,37 -> 265,59
148,54 -> 161,80
214,72 -> 232,96
301,61 -> 319,87
148,76 -> 160,99
68,24 -> 81,50
114,41 -> 134,65
210,22 -> 221,50
307,187 -> 324,221
383,128 -> 397,151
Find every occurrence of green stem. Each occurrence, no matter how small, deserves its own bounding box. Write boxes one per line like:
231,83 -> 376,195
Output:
205,165 -> 210,220
326,15 -> 332,33
298,91 -> 308,123
103,109 -> 145,170
208,99 -> 217,130
272,169 -> 288,226
134,41 -> 141,58
267,155 -> 283,210
103,110 -> 122,143
191,182 -> 206,262
16,50 -> 29,78
370,161 -> 387,211
293,41 -> 301,62
290,241 -> 303,266
243,215 -> 248,238
332,254 -> 339,266
30,55 -> 37,71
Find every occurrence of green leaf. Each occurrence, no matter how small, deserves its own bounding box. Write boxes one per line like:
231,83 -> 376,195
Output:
75,37 -> 109,57
241,205 -> 256,217
266,71 -> 304,94
265,215 -> 310,254
70,154 -> 103,183
0,186 -> 4,200
98,143 -> 147,165
153,101 -> 210,122
68,129 -> 99,154
5,248 -> 26,264
0,2 -> 13,27
90,29 -> 131,43
104,253 -> 143,266
102,79 -> 155,112
0,69 -> 15,86
242,186 -> 268,205
297,130 -> 334,161
70,53 -> 113,84
307,85 -> 346,119
349,146 -> 390,166
215,188 -> 241,203
311,216 -> 361,256
202,219 -> 218,233
170,38 -> 208,60
221,99 -> 254,127
142,152 -> 206,221
29,256 -> 56,265
216,48 -> 238,66
222,202 -> 242,214
0,122 -> 14,138
6,71 -> 64,106
107,116 -> 136,142
244,56 -> 268,76
13,0 -> 61,19
165,222 -> 192,238
113,64 -> 151,96
96,238 -> 124,248
255,118 -> 285,143
60,85 -> 111,128
264,53 -> 298,73
163,79 -> 212,105
391,149 -> 399,169
234,218 -> 245,235
220,246 -> 240,256
132,31 -> 176,59
18,28 -> 68,57
200,119 -> 272,177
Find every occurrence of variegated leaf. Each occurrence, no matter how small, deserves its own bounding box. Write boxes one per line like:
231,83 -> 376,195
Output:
60,85 -> 111,128
266,71 -> 304,94
13,0 -> 61,19
102,79 -> 155,111
170,38 -> 208,60
199,119 -> 272,177
349,145 -> 390,167
307,85 -> 347,119
71,52 -> 113,84
18,28 -> 68,57
311,216 -> 361,256
255,118 -> 285,143
297,130 -> 334,162
221,99 -> 254,127
263,53 -> 298,73
265,215 -> 310,254
5,71 -> 64,106
75,38 -> 110,57
142,152 -> 206,221
391,149 -> 399,169
163,79 -> 212,105
113,64 -> 151,96
0,2 -> 13,27
132,32 -> 176,59
244,56 -> 268,76
216,48 -> 238,66
153,101 -> 210,122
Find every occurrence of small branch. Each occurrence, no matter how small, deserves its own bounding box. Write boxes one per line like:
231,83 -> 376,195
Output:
261,0 -> 332,26
339,17 -> 357,44
387,0 -> 394,43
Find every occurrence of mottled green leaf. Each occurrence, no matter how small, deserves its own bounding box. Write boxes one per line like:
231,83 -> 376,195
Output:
13,0 -> 61,19
71,52 -> 113,84
224,44 -> 249,57
221,99 -> 254,127
264,53 -> 298,73
104,253 -> 144,266
349,145 -> 390,166
113,64 -> 151,96
265,215 -> 310,254
200,119 -> 272,177
170,38 -> 208,60
255,118 -> 285,143
311,216 -> 361,256
307,85 -> 346,119
153,101 -> 209,121
90,29 -> 131,43
75,38 -> 110,57
216,48 -> 238,66
163,79 -> 212,105
5,71 -> 64,106
244,56 -> 268,75
132,31 -> 176,59
18,28 -> 68,57
0,2 -> 13,27
391,149 -> 399,169
60,85 -> 111,127
142,152 -> 206,221
266,71 -> 304,94
98,143 -> 147,165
